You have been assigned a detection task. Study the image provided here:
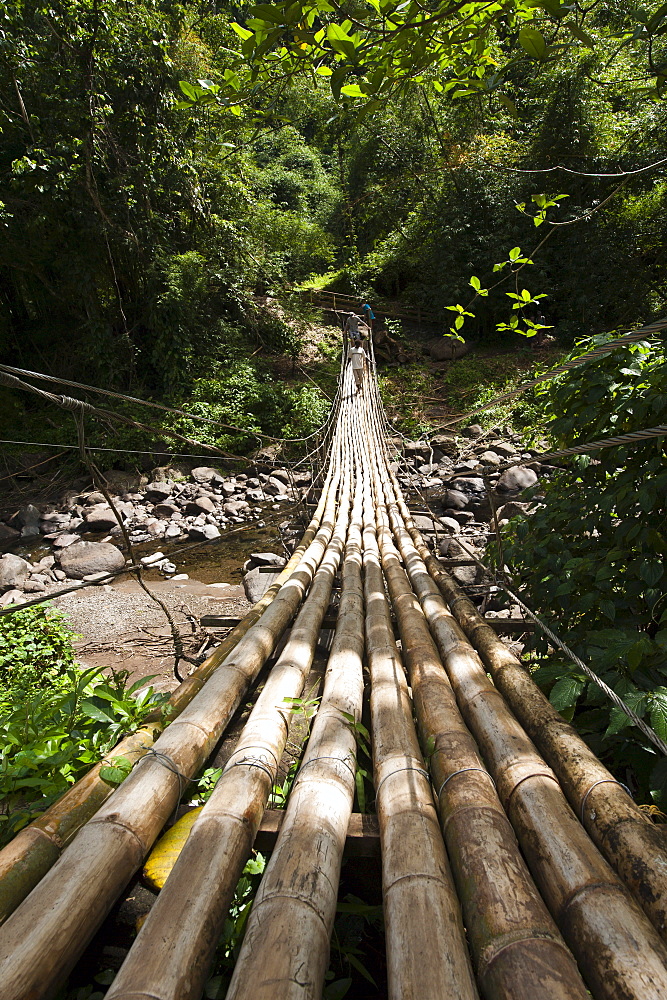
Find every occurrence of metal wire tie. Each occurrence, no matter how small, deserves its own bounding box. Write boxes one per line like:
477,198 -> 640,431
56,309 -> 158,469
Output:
580,778 -> 633,824
435,766 -> 496,800
374,765 -> 430,798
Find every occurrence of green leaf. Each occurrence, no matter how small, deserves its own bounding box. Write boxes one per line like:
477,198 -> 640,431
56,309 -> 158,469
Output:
497,92 -> 519,118
639,560 -> 663,587
324,979 -> 352,1000
599,600 -> 616,621
550,677 -> 585,711
340,83 -> 365,97
650,692 -> 667,741
231,22 -> 253,40
205,975 -> 229,999
179,80 -> 198,101
566,22 -> 595,48
518,28 -> 548,60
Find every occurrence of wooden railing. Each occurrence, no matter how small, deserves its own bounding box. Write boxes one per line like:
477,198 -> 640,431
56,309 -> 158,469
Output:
295,287 -> 441,330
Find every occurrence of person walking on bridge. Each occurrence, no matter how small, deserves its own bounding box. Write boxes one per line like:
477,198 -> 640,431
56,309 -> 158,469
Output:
348,341 -> 365,392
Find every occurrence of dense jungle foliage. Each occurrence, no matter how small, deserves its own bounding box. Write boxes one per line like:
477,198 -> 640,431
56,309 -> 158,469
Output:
1,1 -> 667,838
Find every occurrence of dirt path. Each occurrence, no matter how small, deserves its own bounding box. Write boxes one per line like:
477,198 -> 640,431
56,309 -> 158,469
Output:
52,578 -> 253,694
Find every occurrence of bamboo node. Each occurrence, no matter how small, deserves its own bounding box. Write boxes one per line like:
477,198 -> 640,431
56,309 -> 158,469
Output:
374,765 -> 430,799
435,766 -> 496,801
293,754 -> 356,785
580,779 -> 633,824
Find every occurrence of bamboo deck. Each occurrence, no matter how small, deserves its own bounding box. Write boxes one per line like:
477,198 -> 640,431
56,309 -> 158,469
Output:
0,344 -> 666,999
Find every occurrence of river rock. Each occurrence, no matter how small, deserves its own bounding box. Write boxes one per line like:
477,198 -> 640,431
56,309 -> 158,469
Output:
84,506 -> 119,532
59,541 -> 125,579
496,501 -> 532,520
0,589 -> 23,607
52,533 -> 81,549
16,504 -> 41,537
478,451 -> 501,465
84,492 -> 107,506
451,477 -> 484,494
223,501 -> 249,516
153,501 -> 179,518
493,442 -> 519,458
264,477 -> 288,496
0,523 -> 19,542
243,566 -> 281,603
270,469 -> 291,485
248,552 -> 286,569
497,467 -> 538,492
185,497 -> 216,515
442,489 -> 468,510
0,554 -> 31,591
188,523 -> 221,541
221,481 -> 237,497
191,467 -> 223,484
144,481 -> 174,502
444,510 -> 475,525
429,434 -> 458,457
452,564 -> 478,586
462,424 -> 483,439
403,441 -> 431,460
439,516 -> 461,533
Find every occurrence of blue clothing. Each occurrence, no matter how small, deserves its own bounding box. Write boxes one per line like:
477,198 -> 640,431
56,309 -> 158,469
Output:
362,303 -> 375,320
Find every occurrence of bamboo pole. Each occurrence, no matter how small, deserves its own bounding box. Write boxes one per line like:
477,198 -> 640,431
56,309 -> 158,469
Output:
360,444 -> 481,1000
418,556 -> 667,942
0,487 -> 334,927
104,411 -> 353,1000
225,376 -> 366,1000
373,363 -> 667,942
0,427 -> 347,1000
374,444 -> 667,999
361,403 -> 588,1000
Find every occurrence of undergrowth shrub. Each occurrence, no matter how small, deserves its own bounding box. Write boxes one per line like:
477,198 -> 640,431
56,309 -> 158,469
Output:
167,361 -> 329,452
0,607 -> 167,846
502,334 -> 667,810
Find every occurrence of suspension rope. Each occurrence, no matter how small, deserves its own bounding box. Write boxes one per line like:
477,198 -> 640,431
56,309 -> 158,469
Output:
0,362 -> 333,445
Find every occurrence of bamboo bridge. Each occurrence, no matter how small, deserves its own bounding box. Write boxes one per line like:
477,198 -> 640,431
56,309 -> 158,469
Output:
1,342 -> 667,1000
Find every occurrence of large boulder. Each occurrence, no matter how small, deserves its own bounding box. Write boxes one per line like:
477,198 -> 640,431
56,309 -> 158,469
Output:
0,554 -> 31,591
427,337 -> 474,361
497,467 -> 538,493
59,541 -> 125,579
264,477 -> 288,496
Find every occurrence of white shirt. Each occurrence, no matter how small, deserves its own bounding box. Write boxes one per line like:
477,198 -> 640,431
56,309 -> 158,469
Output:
348,345 -> 365,370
